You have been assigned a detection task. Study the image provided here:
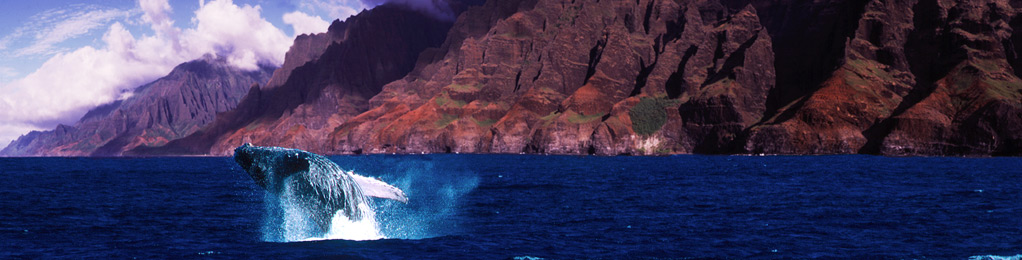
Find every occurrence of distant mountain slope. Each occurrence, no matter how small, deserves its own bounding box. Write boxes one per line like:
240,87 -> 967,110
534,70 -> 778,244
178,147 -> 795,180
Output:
0,56 -> 274,156
128,2 -> 468,156
126,0 -> 1022,156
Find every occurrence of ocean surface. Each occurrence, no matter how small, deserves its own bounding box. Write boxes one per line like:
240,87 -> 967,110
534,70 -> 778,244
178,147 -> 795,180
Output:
1,155 -> 1021,259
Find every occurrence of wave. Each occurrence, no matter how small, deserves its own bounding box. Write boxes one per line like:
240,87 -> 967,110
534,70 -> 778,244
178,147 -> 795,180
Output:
970,255 -> 1022,260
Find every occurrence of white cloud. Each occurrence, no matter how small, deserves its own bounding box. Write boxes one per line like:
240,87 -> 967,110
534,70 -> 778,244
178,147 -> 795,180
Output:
0,122 -> 44,151
360,0 -> 454,20
188,0 -> 293,70
298,0 -> 364,20
0,32 -> 15,51
0,67 -> 17,79
140,0 -> 172,25
283,11 -> 331,36
139,0 -> 177,38
4,5 -> 134,57
294,0 -> 454,26
0,0 -> 295,148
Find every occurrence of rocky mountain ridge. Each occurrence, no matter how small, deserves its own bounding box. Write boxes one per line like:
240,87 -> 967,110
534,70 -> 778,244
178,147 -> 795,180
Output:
325,0 -> 1021,156
126,2 -> 465,156
6,0 -> 1022,156
1,56 -> 274,156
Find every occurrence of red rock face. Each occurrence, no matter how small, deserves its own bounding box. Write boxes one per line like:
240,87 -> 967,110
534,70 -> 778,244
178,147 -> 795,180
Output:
345,0 -> 1022,156
75,0 -> 1022,156
0,56 -> 274,156
330,0 -> 778,155
745,0 -> 1022,156
876,0 -> 1022,156
741,0 -> 915,154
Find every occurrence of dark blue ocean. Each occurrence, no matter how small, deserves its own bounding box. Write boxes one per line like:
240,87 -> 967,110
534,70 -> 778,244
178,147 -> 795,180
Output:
2,155 -> 1021,259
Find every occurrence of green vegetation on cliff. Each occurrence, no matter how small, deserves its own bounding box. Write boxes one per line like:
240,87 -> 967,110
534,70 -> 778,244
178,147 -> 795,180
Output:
630,97 -> 675,136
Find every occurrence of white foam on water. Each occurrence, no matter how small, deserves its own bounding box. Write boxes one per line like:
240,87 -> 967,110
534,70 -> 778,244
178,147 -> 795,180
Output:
274,189 -> 322,242
970,255 -> 1022,260
311,203 -> 384,241
265,186 -> 387,242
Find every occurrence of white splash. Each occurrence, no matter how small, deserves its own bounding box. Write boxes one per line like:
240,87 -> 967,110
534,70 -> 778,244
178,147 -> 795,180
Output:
260,161 -> 477,242
373,162 -> 479,240
970,255 -> 1022,260
314,203 -> 384,241
265,184 -> 386,242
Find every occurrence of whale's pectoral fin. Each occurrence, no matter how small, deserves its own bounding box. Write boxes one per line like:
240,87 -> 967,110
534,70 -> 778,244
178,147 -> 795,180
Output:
351,174 -> 408,203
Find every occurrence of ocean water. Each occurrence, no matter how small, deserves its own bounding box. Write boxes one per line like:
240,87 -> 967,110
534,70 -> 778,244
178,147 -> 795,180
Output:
1,155 -> 1020,259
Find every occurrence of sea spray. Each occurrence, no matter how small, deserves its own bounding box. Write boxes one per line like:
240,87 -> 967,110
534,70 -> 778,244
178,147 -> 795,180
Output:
260,177 -> 383,242
970,255 -> 1022,260
261,185 -> 323,242
259,156 -> 477,242
373,159 -> 479,239
320,203 -> 383,241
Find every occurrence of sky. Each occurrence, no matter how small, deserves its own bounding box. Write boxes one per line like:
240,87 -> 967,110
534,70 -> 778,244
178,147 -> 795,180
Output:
0,0 -> 379,148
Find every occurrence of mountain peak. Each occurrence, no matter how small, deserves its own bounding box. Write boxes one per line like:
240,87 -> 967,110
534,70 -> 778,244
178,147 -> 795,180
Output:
1,56 -> 275,156
10,0 -> 1022,157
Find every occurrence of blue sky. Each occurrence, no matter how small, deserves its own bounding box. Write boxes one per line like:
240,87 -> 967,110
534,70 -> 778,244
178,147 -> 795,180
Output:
0,0 -> 369,82
0,0 -> 372,147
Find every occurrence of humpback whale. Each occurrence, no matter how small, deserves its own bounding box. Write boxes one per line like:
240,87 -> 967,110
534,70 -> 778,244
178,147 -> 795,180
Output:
233,143 -> 407,235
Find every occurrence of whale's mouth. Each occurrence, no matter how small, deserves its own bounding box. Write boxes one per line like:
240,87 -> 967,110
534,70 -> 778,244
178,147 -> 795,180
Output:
233,146 -> 271,189
234,157 -> 267,189
233,148 -> 254,171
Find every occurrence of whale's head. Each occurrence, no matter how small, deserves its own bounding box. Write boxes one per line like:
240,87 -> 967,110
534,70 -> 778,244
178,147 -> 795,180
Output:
234,143 -> 310,191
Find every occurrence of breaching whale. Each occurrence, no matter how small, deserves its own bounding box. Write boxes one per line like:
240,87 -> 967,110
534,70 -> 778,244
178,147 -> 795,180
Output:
233,143 -> 407,235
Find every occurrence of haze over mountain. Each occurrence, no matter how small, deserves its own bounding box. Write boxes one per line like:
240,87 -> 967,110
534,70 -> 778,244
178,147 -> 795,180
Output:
0,0 -> 349,148
5,0 -> 1022,156
1,56 -> 274,156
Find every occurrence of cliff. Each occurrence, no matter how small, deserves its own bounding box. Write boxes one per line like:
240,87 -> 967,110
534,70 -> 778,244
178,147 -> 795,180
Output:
332,0 -> 776,155
326,0 -> 1022,156
743,0 -> 1022,156
0,56 -> 274,156
14,0 -> 1021,157
127,2 -> 464,155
